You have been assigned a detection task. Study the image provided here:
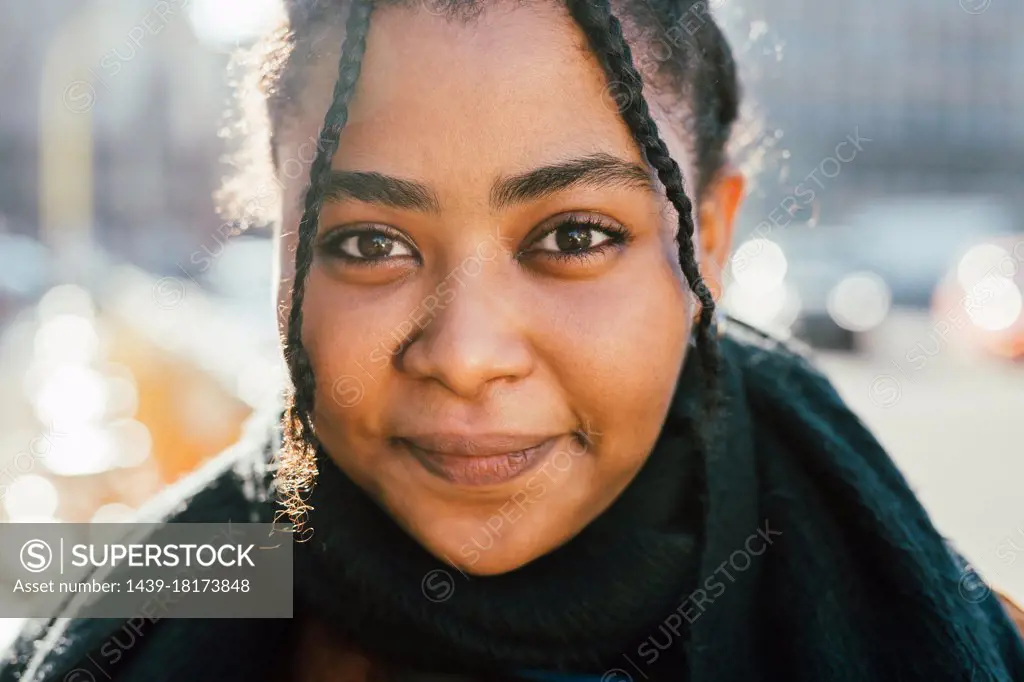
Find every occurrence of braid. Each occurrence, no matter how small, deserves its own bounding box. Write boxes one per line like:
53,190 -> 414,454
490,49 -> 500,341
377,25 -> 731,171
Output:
566,0 -> 721,420
279,0 -> 374,531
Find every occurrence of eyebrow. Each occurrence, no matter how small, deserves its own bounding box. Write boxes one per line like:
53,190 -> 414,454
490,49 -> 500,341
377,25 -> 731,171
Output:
318,153 -> 654,215
490,153 -> 655,210
321,170 -> 442,213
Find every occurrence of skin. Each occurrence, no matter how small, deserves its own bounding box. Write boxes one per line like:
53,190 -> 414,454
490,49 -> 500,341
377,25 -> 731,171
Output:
273,1 -> 744,575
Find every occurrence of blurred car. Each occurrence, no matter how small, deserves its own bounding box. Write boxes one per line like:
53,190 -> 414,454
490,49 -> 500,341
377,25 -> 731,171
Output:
845,196 -> 1018,308
722,196 -> 1019,352
930,236 -> 1024,361
723,225 -> 892,351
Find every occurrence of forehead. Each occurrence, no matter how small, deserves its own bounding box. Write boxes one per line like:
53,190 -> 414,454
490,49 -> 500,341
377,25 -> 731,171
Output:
275,2 -> 697,207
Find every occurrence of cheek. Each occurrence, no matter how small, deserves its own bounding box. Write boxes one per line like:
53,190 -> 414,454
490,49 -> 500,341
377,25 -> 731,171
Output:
532,252 -> 692,467
278,182 -> 409,440
299,268 -> 408,437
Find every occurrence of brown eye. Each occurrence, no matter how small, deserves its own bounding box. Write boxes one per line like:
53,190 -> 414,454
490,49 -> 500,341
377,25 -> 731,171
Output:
531,219 -> 623,256
324,228 -> 416,262
353,232 -> 396,259
553,224 -> 595,252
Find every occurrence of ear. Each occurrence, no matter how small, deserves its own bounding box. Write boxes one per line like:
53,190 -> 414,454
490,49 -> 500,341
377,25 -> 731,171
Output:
697,165 -> 745,302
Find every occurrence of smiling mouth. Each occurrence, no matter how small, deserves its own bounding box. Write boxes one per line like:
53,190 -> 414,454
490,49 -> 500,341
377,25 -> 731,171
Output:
398,435 -> 562,487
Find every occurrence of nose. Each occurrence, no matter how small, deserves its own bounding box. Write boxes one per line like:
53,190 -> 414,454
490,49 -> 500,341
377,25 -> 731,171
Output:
399,276 -> 534,400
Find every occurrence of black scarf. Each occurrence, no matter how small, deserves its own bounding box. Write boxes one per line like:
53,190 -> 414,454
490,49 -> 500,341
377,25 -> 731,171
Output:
6,324 -> 1024,682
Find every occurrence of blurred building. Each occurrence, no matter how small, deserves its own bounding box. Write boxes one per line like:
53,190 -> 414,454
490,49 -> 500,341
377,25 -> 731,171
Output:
722,0 -> 1024,227
0,0 -> 234,274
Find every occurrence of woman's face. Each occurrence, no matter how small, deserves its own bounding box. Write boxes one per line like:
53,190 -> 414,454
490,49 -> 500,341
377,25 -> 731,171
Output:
275,2 -> 711,575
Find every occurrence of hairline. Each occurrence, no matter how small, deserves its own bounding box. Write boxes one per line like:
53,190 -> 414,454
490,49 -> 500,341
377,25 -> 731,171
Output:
267,5 -> 713,197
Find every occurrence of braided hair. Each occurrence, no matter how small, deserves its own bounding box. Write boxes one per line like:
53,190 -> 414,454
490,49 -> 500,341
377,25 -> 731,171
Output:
264,0 -> 740,527
276,0 -> 374,530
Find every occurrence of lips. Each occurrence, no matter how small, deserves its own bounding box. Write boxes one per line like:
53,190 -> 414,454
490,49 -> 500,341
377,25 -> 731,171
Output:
398,434 -> 562,486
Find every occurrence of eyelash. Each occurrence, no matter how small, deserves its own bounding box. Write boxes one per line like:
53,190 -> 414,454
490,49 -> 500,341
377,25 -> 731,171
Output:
527,214 -> 631,264
317,226 -> 419,268
317,214 -> 631,267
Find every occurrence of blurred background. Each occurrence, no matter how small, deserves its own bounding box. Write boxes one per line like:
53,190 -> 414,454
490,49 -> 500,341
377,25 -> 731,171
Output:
1,0 -> 1022,643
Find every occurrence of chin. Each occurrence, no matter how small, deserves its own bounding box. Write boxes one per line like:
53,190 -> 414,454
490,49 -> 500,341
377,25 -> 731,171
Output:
445,545 -> 540,577
415,522 -> 559,577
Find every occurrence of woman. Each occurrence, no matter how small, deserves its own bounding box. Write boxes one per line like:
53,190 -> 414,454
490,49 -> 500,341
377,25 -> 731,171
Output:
4,1 -> 1023,680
